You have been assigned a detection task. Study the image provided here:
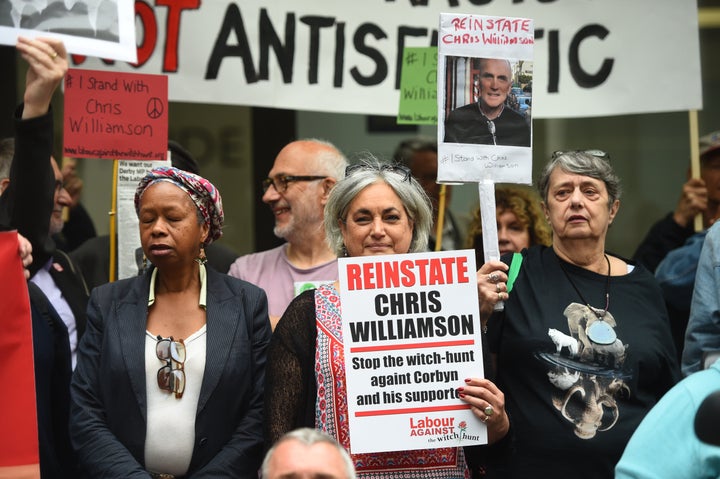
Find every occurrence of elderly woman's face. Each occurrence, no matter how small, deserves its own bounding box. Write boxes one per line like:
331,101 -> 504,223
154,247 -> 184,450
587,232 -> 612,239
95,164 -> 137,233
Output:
542,168 -> 619,242
138,182 -> 209,266
340,181 -> 414,257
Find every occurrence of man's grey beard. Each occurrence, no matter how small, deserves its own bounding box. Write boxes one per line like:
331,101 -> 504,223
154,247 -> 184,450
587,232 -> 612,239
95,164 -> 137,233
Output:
273,221 -> 293,240
273,225 -> 288,239
273,216 -> 323,241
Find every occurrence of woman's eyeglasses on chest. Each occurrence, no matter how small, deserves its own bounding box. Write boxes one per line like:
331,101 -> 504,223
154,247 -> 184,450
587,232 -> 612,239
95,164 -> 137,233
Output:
156,336 -> 186,399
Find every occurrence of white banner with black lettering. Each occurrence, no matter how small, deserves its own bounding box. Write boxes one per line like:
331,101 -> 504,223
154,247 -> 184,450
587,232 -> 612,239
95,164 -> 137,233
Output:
68,0 -> 700,118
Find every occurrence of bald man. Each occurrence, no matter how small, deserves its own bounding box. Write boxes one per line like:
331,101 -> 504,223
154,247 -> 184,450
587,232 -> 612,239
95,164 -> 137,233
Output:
228,139 -> 347,328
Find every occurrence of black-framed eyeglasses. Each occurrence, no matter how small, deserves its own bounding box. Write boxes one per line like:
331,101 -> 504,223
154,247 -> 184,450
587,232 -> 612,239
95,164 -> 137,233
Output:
261,175 -> 327,193
156,336 -> 186,399
552,149 -> 610,160
344,163 -> 412,182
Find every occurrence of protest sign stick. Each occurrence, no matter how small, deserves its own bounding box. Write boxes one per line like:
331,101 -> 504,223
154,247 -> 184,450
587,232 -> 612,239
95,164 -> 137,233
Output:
109,159 -> 118,283
478,180 -> 503,310
689,110 -> 703,233
435,184 -> 448,251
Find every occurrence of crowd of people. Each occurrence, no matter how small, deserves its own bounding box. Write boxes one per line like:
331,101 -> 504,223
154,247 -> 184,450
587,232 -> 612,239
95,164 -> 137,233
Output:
3,37 -> 720,479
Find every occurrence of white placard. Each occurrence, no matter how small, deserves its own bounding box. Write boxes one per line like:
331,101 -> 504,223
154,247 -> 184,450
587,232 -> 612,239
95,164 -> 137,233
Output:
0,0 -> 137,62
338,250 -> 486,454
437,13 -> 533,185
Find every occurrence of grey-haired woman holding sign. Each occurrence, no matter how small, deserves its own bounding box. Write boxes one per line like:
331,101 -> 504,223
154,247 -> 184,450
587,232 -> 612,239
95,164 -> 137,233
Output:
265,157 -> 510,478
477,150 -> 680,478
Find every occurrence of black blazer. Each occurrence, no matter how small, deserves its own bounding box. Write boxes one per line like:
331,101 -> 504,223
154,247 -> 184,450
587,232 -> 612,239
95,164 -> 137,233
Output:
28,282 -> 76,478
70,267 -> 271,478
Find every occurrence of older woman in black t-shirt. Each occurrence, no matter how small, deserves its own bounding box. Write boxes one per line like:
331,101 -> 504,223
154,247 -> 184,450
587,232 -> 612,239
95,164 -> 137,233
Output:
477,151 -> 680,478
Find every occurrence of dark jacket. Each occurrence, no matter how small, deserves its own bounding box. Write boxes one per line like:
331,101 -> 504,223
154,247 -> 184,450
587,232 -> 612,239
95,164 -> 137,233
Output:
28,282 -> 76,478
70,267 -> 271,478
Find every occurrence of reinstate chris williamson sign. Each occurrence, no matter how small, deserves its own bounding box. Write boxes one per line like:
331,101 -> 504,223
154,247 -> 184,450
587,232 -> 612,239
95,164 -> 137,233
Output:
68,0 -> 701,119
339,250 -> 486,454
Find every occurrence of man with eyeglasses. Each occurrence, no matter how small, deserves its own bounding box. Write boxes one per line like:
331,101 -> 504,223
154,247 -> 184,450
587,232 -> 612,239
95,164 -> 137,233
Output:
0,142 -> 88,371
443,57 -> 530,147
0,37 -> 89,372
228,139 -> 348,329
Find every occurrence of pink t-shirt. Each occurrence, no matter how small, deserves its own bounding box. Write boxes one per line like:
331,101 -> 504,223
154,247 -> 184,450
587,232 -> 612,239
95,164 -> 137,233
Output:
228,244 -> 337,319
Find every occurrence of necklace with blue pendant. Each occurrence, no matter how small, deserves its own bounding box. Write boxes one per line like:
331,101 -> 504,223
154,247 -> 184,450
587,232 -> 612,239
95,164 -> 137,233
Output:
558,253 -> 616,345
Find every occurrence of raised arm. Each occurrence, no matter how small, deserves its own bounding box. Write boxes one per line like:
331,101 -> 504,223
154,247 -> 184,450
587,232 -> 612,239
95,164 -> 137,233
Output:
632,177 -> 704,274
3,37 -> 68,273
16,36 -> 67,118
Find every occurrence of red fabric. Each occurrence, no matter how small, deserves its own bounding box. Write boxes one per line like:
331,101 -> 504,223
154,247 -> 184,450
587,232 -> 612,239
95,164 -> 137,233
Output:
0,232 -> 38,467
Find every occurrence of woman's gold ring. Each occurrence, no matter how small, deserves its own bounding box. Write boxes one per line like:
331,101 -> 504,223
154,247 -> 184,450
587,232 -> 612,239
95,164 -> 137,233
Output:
497,292 -> 503,301
484,405 -> 494,417
49,50 -> 58,59
496,283 -> 501,293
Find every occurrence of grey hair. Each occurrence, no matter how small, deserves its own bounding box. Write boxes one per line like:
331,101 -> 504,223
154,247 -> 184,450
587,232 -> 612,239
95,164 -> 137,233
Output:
324,156 -> 433,256
0,137 -> 14,181
301,138 -> 348,181
261,428 -> 356,479
537,151 -> 622,208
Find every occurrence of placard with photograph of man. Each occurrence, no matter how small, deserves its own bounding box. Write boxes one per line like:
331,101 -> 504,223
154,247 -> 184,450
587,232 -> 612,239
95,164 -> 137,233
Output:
443,57 -> 531,147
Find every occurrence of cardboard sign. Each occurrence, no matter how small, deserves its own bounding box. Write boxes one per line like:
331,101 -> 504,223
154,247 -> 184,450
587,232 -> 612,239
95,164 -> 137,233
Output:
398,47 -> 438,125
339,250 -> 486,453
63,69 -> 168,161
437,13 -> 534,185
0,0 -> 137,62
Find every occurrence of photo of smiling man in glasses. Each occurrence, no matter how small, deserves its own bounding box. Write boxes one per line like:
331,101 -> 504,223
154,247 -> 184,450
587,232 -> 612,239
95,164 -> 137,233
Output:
229,139 -> 348,329
443,57 -> 531,147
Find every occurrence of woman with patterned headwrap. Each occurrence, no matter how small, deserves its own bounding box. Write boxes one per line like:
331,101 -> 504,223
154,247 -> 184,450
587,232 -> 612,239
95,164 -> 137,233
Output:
70,167 -> 271,478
